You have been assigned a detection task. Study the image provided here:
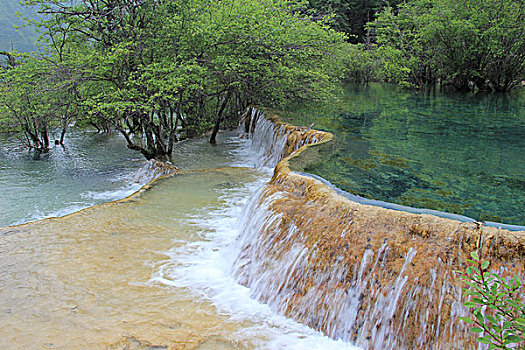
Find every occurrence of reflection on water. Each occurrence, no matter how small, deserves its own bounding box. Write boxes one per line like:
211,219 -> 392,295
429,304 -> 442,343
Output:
280,84 -> 525,225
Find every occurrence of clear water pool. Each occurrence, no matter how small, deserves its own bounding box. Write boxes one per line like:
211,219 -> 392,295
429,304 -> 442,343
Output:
281,84 -> 525,225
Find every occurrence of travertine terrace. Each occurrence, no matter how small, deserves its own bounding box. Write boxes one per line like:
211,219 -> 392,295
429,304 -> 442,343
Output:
233,108 -> 525,349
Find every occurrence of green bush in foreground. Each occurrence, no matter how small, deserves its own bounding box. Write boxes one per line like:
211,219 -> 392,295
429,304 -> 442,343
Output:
458,252 -> 525,349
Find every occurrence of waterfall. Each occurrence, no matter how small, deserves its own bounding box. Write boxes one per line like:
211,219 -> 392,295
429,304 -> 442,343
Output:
132,159 -> 178,183
231,108 -> 525,349
241,107 -> 329,168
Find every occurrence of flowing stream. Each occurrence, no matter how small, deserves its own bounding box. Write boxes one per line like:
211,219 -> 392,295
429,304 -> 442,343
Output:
0,125 -> 359,349
1,104 -> 523,350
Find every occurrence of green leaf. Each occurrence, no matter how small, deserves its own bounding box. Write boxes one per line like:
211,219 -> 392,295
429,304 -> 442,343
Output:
459,317 -> 474,324
469,327 -> 483,333
481,261 -> 489,269
476,336 -> 492,344
470,251 -> 479,261
463,301 -> 477,308
474,311 -> 485,325
515,318 -> 525,327
504,335 -> 522,343
486,315 -> 498,325
507,300 -> 522,309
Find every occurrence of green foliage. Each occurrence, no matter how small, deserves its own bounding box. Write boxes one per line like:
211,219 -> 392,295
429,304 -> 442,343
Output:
306,0 -> 403,43
369,0 -> 525,91
422,0 -> 525,92
458,252 -> 525,349
369,1 -> 438,89
0,51 -> 83,154
2,0 -> 348,160
341,44 -> 381,84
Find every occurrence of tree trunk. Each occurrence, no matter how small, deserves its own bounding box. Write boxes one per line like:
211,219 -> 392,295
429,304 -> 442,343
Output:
167,110 -> 179,156
41,124 -> 50,152
90,122 -> 102,133
210,89 -> 233,144
59,127 -> 67,146
473,76 -> 489,92
244,107 -> 252,134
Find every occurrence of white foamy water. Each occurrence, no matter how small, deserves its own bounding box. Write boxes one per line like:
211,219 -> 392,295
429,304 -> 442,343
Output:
81,184 -> 142,201
229,108 -> 290,170
80,160 -> 170,201
10,202 -> 91,226
151,176 -> 361,350
3,110 -> 362,348
151,112 -> 361,349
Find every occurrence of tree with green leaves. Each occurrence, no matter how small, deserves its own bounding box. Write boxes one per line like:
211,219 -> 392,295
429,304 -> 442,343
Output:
368,2 -> 436,89
7,0 -> 347,161
423,0 -> 525,92
458,252 -> 525,349
306,0 -> 404,44
0,51 -> 82,158
370,0 -> 525,91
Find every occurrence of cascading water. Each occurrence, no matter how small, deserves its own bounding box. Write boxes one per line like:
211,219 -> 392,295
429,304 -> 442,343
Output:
1,107 -> 522,349
0,126 -> 356,350
240,108 -> 287,168
239,107 -> 329,169
229,108 -> 525,349
147,115 -> 360,350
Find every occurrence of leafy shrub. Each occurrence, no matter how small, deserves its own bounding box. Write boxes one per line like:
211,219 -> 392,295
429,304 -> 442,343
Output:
458,252 -> 525,349
342,44 -> 381,84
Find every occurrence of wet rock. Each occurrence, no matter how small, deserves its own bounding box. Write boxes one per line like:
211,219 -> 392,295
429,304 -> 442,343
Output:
233,108 -> 525,349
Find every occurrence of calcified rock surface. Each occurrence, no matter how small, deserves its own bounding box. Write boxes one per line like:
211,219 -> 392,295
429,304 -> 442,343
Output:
0,168 -> 263,350
242,107 -> 332,167
233,108 -> 525,349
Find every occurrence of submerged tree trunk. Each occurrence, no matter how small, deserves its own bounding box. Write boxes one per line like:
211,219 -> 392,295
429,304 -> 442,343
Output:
473,76 -> 489,92
210,89 -> 233,144
41,124 -> 50,151
59,127 -> 67,146
32,148 -> 42,160
115,117 -> 172,162
167,108 -> 179,156
90,122 -> 102,133
23,120 -> 50,157
244,107 -> 252,134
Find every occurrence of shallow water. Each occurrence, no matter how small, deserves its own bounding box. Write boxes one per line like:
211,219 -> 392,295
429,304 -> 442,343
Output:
0,130 -> 358,349
0,131 -> 145,226
280,84 -> 525,225
0,130 -> 252,227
